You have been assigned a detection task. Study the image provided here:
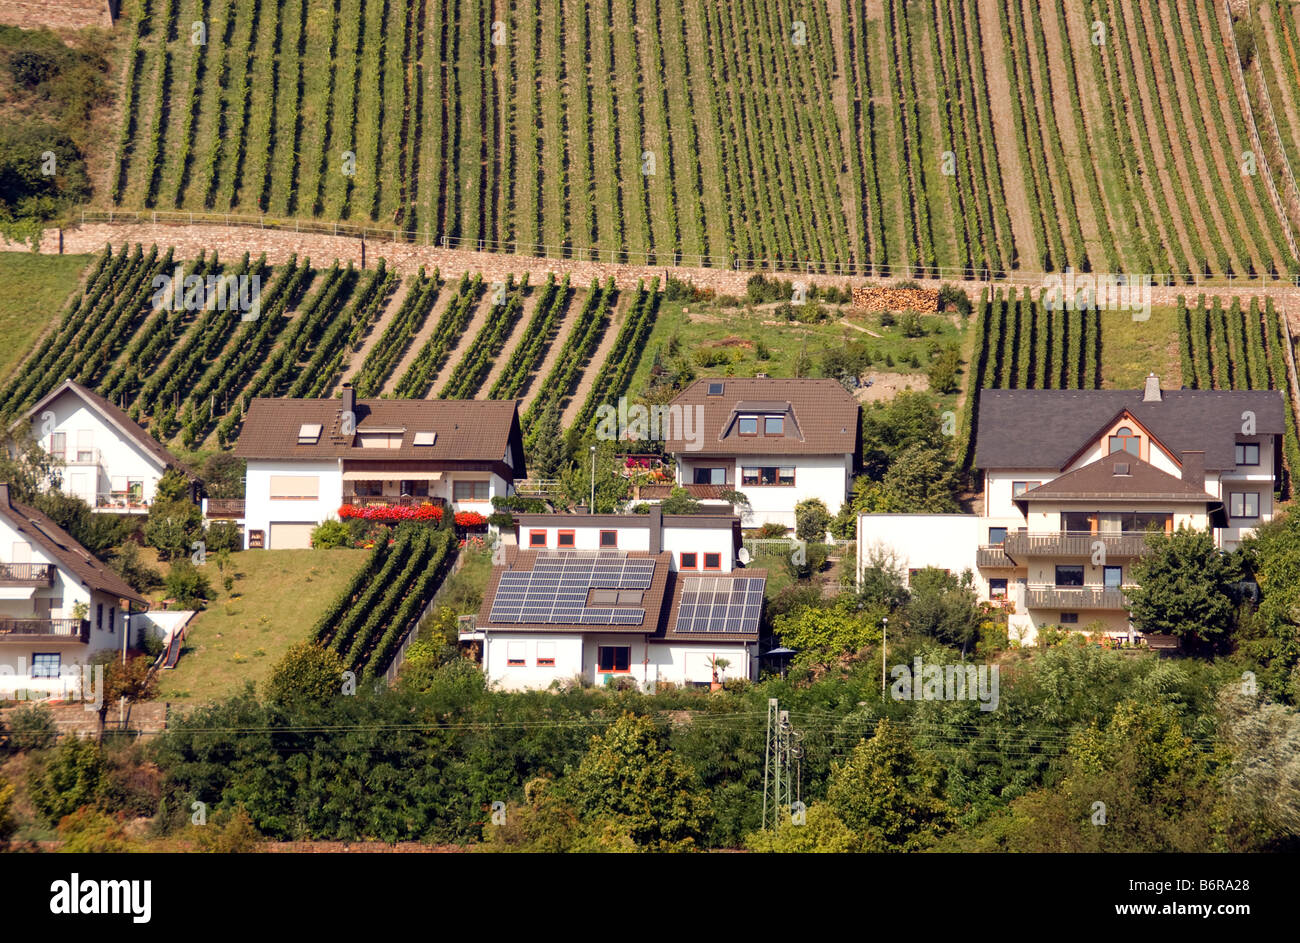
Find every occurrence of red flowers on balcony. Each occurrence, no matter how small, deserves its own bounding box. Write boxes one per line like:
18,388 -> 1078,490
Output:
338,503 -> 444,522
454,511 -> 488,528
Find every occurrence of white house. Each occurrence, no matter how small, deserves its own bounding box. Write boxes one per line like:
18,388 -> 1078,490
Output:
464,507 -> 765,690
659,378 -> 860,530
857,375 -> 1285,644
17,379 -> 192,513
0,482 -> 148,698
234,384 -> 525,548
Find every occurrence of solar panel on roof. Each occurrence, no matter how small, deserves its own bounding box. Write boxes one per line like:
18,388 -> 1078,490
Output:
488,552 -> 653,625
673,575 -> 766,635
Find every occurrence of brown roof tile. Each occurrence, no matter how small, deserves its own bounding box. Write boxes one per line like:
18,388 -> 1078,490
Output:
665,378 -> 859,457
1016,453 -> 1219,504
233,397 -> 523,465
0,483 -> 148,606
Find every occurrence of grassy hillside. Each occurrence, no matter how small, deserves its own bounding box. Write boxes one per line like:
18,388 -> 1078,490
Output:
156,548 -> 369,702
0,252 -> 94,380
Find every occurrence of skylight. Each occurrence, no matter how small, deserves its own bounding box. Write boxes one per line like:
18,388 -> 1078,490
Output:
298,423 -> 322,444
707,382 -> 724,396
413,431 -> 437,446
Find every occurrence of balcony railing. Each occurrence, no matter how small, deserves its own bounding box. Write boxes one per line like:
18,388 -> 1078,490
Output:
205,498 -> 246,518
976,545 -> 1015,567
0,562 -> 54,586
343,495 -> 447,508
1026,585 -> 1133,610
1003,531 -> 1154,560
0,618 -> 89,642
55,448 -> 103,466
96,492 -> 149,511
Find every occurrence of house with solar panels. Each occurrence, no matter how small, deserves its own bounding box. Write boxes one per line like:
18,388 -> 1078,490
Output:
465,508 -> 766,689
857,375 -> 1285,644
659,378 -> 861,531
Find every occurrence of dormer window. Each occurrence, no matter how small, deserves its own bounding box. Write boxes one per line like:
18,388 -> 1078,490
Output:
297,423 -> 322,444
764,415 -> 784,435
738,416 -> 759,436
1108,426 -> 1139,456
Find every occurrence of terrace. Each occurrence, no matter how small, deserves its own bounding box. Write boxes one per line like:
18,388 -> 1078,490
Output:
1025,586 -> 1134,611
1002,531 -> 1153,561
0,562 -> 54,586
0,618 -> 89,643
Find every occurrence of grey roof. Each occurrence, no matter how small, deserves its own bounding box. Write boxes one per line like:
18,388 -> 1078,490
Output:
974,387 -> 1285,471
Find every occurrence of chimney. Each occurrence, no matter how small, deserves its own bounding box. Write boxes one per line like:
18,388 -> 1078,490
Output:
1143,373 -> 1162,402
341,382 -> 355,421
649,505 -> 663,555
1181,450 -> 1205,490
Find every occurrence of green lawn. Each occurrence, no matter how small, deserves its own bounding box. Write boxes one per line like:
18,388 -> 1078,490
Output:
0,252 -> 93,381
1098,305 -> 1183,390
157,549 -> 370,703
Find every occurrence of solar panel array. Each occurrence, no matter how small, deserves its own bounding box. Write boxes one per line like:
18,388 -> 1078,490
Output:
489,553 -> 655,626
674,576 -> 765,635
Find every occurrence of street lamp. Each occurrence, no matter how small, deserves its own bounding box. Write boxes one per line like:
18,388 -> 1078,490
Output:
589,445 -> 597,512
881,616 -> 888,699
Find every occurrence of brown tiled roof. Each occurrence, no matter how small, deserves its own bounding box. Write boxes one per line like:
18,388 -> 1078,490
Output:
665,378 -> 859,456
975,387 -> 1285,471
19,379 -> 188,476
476,548 -> 674,634
0,483 -> 148,606
234,397 -> 523,464
1016,454 -> 1220,504
659,568 -> 767,642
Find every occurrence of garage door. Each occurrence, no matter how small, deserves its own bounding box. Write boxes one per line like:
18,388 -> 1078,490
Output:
269,523 -> 316,549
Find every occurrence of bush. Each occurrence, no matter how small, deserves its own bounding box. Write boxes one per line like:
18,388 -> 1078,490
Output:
757,522 -> 788,538
164,561 -> 212,610
311,520 -> 351,549
205,521 -> 242,553
795,498 -> 831,542
8,50 -> 58,88
3,703 -> 57,752
28,736 -> 105,823
265,643 -> 348,709
107,542 -> 162,594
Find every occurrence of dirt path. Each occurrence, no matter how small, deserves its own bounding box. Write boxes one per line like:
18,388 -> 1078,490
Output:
974,0 -> 1039,265
477,286 -> 542,398
340,275 -> 412,385
381,284 -> 453,395
561,291 -> 628,426
519,283 -> 586,412
428,293 -> 495,398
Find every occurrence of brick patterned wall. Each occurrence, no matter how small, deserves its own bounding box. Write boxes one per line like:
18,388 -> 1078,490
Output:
0,0 -> 115,30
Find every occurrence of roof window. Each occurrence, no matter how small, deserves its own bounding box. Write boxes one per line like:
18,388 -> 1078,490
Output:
297,423 -> 322,444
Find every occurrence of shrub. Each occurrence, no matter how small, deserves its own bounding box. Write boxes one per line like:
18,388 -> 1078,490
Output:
205,521 -> 242,553
311,520 -> 351,549
164,561 -> 212,610
265,642 -> 348,709
8,50 -> 58,88
795,498 -> 832,541
28,736 -> 105,823
4,703 -> 57,752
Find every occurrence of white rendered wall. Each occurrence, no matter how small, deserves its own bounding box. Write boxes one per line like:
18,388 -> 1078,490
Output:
243,459 -> 342,548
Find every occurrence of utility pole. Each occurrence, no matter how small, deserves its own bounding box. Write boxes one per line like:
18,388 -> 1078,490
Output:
762,699 -> 803,830
589,444 -> 596,512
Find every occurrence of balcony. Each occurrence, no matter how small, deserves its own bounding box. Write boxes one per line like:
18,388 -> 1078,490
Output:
0,562 -> 54,586
1003,531 -> 1153,561
96,491 -> 149,513
205,498 -> 246,519
1026,585 -> 1133,610
343,495 -> 447,508
55,448 -> 103,467
0,618 -> 89,643
976,545 -> 1015,568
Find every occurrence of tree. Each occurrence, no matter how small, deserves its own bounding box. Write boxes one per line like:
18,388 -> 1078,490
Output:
860,392 -> 947,479
744,802 -> 859,853
568,713 -> 712,851
89,652 -> 158,739
164,560 -> 212,609
155,468 -> 191,503
660,486 -> 701,514
29,736 -> 105,822
195,807 -> 261,853
773,603 -> 884,668
144,492 -> 202,562
529,399 -> 569,481
1237,510 -> 1300,701
904,567 -> 982,651
0,421 -> 60,499
870,447 -> 960,512
264,642 -> 348,709
560,438 -> 630,512
856,543 -> 910,611
1127,527 -> 1238,652
55,807 -> 136,853
794,498 -> 831,541
201,453 -> 245,498
826,719 -> 952,850
3,703 -> 58,753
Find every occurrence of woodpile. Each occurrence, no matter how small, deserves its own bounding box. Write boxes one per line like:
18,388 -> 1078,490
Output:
851,284 -> 941,312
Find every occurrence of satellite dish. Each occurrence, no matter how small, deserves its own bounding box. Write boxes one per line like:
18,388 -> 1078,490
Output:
737,547 -> 751,565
